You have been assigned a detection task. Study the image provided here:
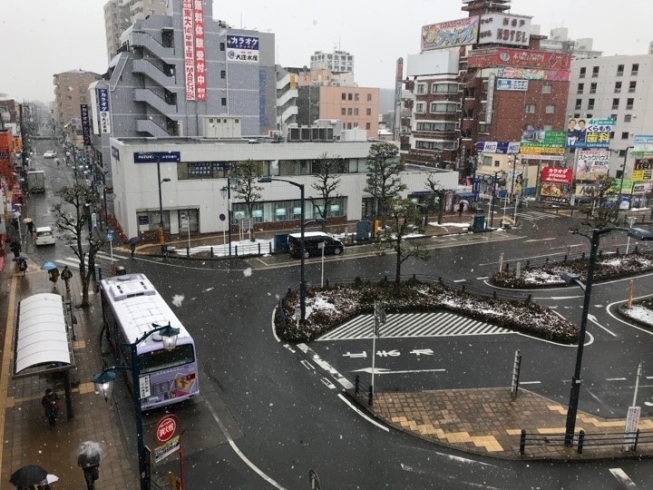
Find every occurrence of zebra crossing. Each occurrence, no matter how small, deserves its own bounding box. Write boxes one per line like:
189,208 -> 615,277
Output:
514,210 -> 561,222
55,250 -> 127,271
317,311 -> 510,341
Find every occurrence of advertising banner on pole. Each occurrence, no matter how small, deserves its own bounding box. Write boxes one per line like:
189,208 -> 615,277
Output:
193,0 -> 206,101
97,88 -> 111,134
575,149 -> 610,180
182,0 -> 196,100
80,104 -> 91,146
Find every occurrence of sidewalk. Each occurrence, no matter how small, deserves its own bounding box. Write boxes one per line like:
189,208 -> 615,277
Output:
0,259 -> 138,489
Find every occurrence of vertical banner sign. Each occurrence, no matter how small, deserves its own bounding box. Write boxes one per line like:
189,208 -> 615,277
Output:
80,104 -> 92,146
182,0 -> 196,100
193,0 -> 206,101
97,88 -> 111,134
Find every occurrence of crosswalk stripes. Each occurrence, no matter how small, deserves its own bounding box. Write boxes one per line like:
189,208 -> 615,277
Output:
55,251 -> 127,271
514,210 -> 561,222
317,311 -> 510,341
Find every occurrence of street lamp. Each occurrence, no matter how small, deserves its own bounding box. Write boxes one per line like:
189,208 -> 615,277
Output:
259,177 -> 306,321
489,171 -> 502,229
92,322 -> 180,490
561,226 -> 647,447
617,146 -> 634,211
220,177 -> 240,257
157,157 -> 171,254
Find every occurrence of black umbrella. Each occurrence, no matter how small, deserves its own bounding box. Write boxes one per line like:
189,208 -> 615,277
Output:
128,236 -> 139,245
9,465 -> 49,487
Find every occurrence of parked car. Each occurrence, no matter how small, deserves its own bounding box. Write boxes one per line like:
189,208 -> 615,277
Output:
288,231 -> 344,259
35,226 -> 55,246
43,150 -> 56,158
628,228 -> 653,241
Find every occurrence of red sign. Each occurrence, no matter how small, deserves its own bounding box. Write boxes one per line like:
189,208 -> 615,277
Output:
193,0 -> 206,101
541,167 -> 573,184
182,0 -> 196,101
155,415 -> 178,444
468,47 -> 571,70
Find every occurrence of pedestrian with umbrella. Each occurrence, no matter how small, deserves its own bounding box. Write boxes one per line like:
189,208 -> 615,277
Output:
75,441 -> 105,490
24,218 -> 34,237
129,236 -> 139,257
41,263 -> 60,291
9,464 -> 49,488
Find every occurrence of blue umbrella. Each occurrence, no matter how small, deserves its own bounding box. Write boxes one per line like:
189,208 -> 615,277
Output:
40,262 -> 58,271
128,236 -> 139,245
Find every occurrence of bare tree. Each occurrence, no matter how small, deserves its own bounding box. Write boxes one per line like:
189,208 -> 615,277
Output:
53,183 -> 104,307
425,173 -> 453,225
364,142 -> 406,218
231,160 -> 264,241
311,153 -> 341,232
576,175 -> 620,229
377,197 -> 431,284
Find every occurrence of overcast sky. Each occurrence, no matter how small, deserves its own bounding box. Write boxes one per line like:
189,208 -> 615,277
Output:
1,0 -> 651,103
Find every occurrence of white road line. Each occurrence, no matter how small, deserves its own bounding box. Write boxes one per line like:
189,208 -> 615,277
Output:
453,279 -> 467,283
518,381 -> 541,385
476,276 -> 489,280
337,393 -> 389,432
647,376 -> 653,380
606,377 -> 627,381
300,360 -> 314,371
609,468 -> 637,488
271,306 -> 282,343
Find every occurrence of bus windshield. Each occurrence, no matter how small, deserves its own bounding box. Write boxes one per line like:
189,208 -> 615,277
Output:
138,344 -> 195,374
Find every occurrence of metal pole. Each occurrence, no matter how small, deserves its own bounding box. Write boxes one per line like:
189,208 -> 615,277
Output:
321,242 -> 325,288
632,361 -> 643,407
490,172 -> 497,228
157,157 -> 165,254
130,343 -> 149,490
299,183 -> 306,321
564,228 -> 607,446
618,147 -> 632,211
371,302 -> 378,396
103,173 -> 109,229
228,181 -> 232,256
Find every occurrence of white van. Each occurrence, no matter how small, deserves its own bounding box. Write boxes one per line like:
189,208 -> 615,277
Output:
35,226 -> 55,246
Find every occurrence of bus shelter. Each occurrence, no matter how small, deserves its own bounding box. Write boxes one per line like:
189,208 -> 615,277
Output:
13,293 -> 76,420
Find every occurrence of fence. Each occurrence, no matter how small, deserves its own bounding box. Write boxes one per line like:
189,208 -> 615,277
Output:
519,429 -> 653,455
354,374 -> 374,407
170,241 -> 274,258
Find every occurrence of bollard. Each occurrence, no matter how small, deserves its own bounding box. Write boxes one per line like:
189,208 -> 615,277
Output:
368,385 -> 374,406
258,242 -> 261,254
577,430 -> 585,453
355,375 -> 360,395
616,247 -> 620,256
186,247 -> 190,257
563,255 -> 567,263
235,245 -> 238,256
634,429 -> 641,451
519,429 -> 526,455
493,291 -> 497,299
210,246 -> 214,258
582,252 -> 586,260
545,257 -> 549,265
461,285 -> 466,293
325,278 -> 329,287
526,294 -> 532,303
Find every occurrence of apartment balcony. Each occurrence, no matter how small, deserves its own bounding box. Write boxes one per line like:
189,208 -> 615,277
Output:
134,89 -> 176,115
136,118 -> 169,137
280,105 -> 298,123
131,31 -> 174,60
133,59 -> 175,88
277,89 -> 298,107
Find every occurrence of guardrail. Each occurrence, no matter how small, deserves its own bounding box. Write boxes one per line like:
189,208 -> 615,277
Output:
519,428 -> 653,455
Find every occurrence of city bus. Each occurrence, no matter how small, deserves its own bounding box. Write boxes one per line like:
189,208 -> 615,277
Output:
100,273 -> 199,410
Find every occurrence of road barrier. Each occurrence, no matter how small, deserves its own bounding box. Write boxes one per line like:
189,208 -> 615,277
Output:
519,428 -> 653,455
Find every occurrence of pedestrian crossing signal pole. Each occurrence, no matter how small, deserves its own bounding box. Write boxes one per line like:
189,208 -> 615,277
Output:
371,301 -> 386,403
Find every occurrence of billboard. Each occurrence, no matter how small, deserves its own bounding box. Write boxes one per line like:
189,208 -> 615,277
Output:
468,48 -> 571,70
80,104 -> 91,146
575,150 -> 610,180
421,17 -> 479,51
97,88 -> 111,134
632,135 -> 653,158
476,141 -> 520,154
496,78 -> 528,91
193,0 -> 206,101
227,35 -> 260,63
566,117 -> 614,149
498,67 -> 570,81
182,0 -> 196,100
478,14 -> 531,47
633,159 -> 653,182
520,130 -> 566,155
541,167 -> 573,184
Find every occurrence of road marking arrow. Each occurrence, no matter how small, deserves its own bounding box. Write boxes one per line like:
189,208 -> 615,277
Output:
587,314 -> 617,337
410,349 -> 434,356
343,351 -> 367,359
376,349 -> 400,357
352,368 -> 445,375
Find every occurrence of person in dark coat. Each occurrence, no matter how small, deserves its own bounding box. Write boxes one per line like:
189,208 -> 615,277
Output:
10,240 -> 21,258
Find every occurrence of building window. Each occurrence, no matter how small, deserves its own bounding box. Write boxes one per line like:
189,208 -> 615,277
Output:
341,93 -> 346,101
341,108 -> 346,116
619,149 -> 627,157
612,98 -> 620,110
494,160 -> 500,167
545,104 -> 555,114
347,122 -> 352,129
366,122 -> 371,130
617,64 -> 624,76
355,93 -> 360,101
622,131 -> 629,140
587,99 -> 595,110
615,81 -> 622,93
590,83 -> 597,94
219,42 -> 225,51
624,114 -> 632,122
415,102 -> 425,113
353,108 -> 359,116
586,114 -> 593,119
542,84 -> 552,94
579,67 -> 586,78
592,66 -> 599,78
432,83 -> 458,94
221,97 -> 227,106
627,98 -> 634,109
430,102 -> 459,113
367,93 -> 372,102
574,113 -> 581,119
576,83 -> 584,94
347,108 -> 352,115
366,108 -> 371,116
525,104 -> 536,113
574,99 -> 582,110
629,81 -> 637,93
611,114 -> 617,121
416,84 -> 426,95
632,63 -> 639,75
348,93 -> 353,100
220,70 -> 226,79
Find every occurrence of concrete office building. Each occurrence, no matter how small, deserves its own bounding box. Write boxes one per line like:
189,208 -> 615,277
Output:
567,54 -> 653,175
104,0 -> 168,61
310,50 -> 354,75
53,70 -> 102,147
107,134 -> 457,240
88,0 -> 276,187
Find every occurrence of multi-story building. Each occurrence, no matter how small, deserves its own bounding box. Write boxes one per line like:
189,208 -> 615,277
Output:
310,50 -> 354,74
88,0 -> 276,186
276,66 -> 299,137
567,54 -> 653,175
53,70 -> 102,147
403,0 -> 570,197
104,0 -> 168,61
537,27 -> 602,59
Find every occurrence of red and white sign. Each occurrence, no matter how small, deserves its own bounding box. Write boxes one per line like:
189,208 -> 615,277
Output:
155,415 -> 178,444
478,14 -> 531,47
468,47 -> 572,71
193,0 -> 206,101
541,167 -> 573,184
182,0 -> 196,101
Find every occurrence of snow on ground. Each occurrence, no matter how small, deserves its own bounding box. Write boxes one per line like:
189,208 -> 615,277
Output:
622,305 -> 653,325
428,221 -> 470,229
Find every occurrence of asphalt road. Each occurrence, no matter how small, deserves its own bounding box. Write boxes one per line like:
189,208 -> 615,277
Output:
28,137 -> 653,489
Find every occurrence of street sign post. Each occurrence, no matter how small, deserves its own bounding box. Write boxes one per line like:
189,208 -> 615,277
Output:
155,415 -> 177,444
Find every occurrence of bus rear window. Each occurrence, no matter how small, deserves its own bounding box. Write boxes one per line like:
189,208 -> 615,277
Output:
139,344 -> 195,374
